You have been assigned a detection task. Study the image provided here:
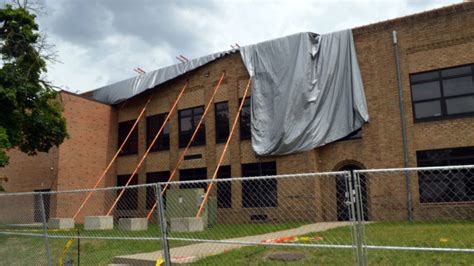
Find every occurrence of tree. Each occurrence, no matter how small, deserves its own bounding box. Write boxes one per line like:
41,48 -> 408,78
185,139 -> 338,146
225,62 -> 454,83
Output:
0,3 -> 68,167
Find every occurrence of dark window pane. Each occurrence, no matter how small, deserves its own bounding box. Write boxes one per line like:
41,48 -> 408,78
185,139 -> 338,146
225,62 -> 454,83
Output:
179,168 -> 207,190
240,98 -> 251,140
410,71 -> 439,83
441,65 -> 472,77
442,76 -> 474,97
446,96 -> 474,115
146,171 -> 170,210
118,120 -> 138,156
241,162 -> 277,208
414,100 -> 442,119
147,114 -> 170,152
411,81 -> 441,101
116,175 -> 138,210
179,106 -> 206,148
416,147 -> 474,203
215,102 -> 229,143
217,166 -> 232,208
180,117 -> 192,131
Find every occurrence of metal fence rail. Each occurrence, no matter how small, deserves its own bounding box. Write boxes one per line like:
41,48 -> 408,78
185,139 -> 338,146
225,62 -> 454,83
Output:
0,166 -> 473,265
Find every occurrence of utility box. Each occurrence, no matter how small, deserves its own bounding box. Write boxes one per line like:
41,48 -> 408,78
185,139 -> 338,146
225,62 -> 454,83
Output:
166,188 -> 209,230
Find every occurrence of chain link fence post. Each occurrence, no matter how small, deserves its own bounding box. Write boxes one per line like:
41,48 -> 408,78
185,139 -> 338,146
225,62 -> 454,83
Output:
353,171 -> 368,266
39,192 -> 52,266
346,171 -> 362,265
156,183 -> 171,266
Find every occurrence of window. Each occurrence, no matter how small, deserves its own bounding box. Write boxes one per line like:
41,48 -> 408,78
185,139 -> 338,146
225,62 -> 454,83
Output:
146,113 -> 170,152
410,64 -> 474,121
241,162 -> 277,208
417,147 -> 474,203
179,106 -> 206,148
146,171 -> 170,210
240,97 -> 251,140
215,102 -> 229,143
116,174 -> 138,210
337,128 -> 363,142
179,168 -> 207,190
118,120 -> 138,156
217,166 -> 232,208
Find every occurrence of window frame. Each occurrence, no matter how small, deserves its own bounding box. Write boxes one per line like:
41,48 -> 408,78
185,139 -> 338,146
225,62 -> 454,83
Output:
146,113 -> 170,152
239,97 -> 251,140
179,167 -> 208,191
116,174 -> 138,210
241,162 -> 278,208
410,64 -> 474,122
146,171 -> 170,210
118,120 -> 139,156
216,166 -> 232,209
178,106 -> 206,148
416,146 -> 474,203
215,101 -> 230,144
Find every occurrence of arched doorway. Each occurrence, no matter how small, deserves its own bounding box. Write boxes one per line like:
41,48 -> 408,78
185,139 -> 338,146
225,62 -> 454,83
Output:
336,164 -> 369,221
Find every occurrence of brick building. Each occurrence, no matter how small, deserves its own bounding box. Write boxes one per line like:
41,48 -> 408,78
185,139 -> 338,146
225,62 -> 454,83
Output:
1,3 -> 473,223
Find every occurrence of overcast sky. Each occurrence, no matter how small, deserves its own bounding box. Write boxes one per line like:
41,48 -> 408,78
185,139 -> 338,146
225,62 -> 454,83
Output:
29,0 -> 460,93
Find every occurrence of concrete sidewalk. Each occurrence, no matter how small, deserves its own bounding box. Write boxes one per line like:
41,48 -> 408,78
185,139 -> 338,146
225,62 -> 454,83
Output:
112,221 -> 352,265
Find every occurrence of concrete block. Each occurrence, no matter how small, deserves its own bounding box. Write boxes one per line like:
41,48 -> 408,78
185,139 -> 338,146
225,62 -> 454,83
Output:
48,218 -> 75,229
170,217 -> 205,232
118,218 -> 148,231
84,216 -> 113,230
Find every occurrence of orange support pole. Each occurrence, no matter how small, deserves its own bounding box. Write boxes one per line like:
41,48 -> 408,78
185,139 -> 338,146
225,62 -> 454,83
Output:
105,81 -> 189,216
195,77 -> 252,219
72,95 -> 153,220
146,72 -> 226,219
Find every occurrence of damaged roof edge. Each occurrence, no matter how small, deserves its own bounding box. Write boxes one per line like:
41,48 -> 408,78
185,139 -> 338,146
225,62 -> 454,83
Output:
90,48 -> 239,105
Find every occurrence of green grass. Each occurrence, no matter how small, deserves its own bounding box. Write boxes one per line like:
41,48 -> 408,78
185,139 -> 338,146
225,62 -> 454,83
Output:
195,221 -> 474,265
1,221 -> 473,265
0,222 -> 301,265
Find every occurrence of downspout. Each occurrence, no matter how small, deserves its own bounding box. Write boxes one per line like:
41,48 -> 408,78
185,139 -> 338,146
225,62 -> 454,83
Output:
392,31 -> 413,222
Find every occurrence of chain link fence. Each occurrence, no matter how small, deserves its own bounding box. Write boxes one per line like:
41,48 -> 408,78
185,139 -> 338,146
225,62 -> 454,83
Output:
0,166 -> 473,265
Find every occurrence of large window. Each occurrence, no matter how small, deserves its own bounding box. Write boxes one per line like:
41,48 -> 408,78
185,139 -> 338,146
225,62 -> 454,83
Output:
116,174 -> 138,210
417,147 -> 474,203
118,120 -> 138,156
179,106 -> 206,148
241,162 -> 277,208
215,102 -> 229,143
146,171 -> 170,210
410,64 -> 474,121
146,113 -> 170,152
179,168 -> 207,190
239,97 -> 251,140
216,166 -> 232,208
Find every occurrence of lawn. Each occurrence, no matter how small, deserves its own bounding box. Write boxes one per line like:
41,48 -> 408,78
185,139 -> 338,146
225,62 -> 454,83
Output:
0,222 -> 302,265
195,221 -> 474,265
1,221 -> 473,265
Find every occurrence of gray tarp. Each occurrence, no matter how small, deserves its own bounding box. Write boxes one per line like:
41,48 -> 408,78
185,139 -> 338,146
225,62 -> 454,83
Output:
240,30 -> 369,155
91,29 -> 368,156
92,50 -> 236,104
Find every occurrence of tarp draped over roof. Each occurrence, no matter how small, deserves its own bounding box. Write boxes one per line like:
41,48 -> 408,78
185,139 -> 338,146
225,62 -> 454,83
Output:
240,30 -> 369,155
92,50 -> 237,105
91,29 -> 369,156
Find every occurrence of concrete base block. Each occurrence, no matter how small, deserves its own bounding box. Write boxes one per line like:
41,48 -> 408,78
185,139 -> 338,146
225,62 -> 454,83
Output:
48,218 -> 75,229
118,218 -> 148,231
170,217 -> 205,232
84,216 -> 113,230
